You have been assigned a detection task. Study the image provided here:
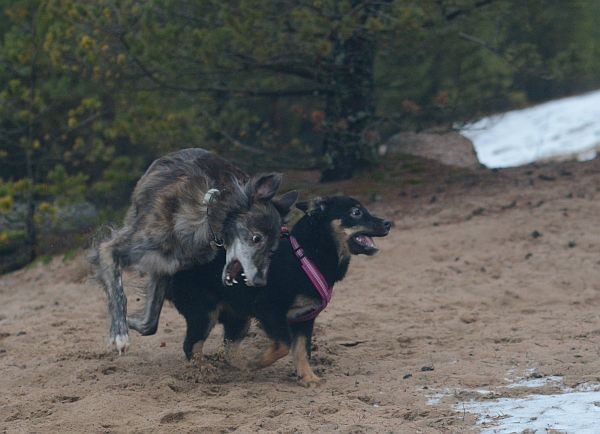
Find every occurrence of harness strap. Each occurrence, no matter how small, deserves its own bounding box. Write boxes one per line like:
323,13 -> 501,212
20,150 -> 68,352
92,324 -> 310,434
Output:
287,234 -> 334,323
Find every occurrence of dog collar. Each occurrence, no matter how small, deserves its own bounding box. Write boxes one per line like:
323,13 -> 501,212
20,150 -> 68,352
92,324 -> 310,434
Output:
283,230 -> 334,323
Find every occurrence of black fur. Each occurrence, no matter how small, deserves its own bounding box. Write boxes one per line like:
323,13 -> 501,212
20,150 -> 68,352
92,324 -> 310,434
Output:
166,196 -> 391,386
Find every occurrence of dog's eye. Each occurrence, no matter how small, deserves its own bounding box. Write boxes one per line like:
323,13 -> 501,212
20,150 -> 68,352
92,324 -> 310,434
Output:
350,207 -> 362,218
252,234 -> 263,244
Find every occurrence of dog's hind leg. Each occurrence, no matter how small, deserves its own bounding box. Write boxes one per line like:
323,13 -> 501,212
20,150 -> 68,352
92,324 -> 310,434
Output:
128,274 -> 169,336
290,320 -> 321,387
95,236 -> 129,354
250,341 -> 290,370
249,314 -> 291,369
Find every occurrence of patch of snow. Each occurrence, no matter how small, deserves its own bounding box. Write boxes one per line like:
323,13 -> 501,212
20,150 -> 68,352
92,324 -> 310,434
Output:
461,89 -> 600,168
503,375 -> 563,389
425,371 -> 600,432
460,390 -> 600,433
427,389 -> 451,405
475,389 -> 493,395
565,382 -> 600,393
447,374 -> 600,433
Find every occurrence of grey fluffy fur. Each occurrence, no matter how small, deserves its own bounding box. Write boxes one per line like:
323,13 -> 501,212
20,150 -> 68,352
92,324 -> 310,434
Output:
90,148 -> 296,353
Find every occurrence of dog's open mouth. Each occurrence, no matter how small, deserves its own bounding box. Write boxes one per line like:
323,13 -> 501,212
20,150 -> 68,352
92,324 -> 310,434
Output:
354,234 -> 376,248
349,232 -> 380,256
224,259 -> 245,286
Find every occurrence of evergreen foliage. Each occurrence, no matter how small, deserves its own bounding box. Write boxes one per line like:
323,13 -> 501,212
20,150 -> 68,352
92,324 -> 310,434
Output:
1,0 -> 599,265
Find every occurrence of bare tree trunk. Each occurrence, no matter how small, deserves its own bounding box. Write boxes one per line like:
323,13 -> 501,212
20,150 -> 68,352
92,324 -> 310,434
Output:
24,9 -> 38,263
320,2 -> 380,182
24,183 -> 36,263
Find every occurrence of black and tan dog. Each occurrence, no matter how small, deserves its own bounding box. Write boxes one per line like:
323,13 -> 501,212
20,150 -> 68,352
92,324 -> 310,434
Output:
162,196 -> 391,386
90,148 -> 297,353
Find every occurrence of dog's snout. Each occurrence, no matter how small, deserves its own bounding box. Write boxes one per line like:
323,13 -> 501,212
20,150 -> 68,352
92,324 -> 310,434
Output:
383,220 -> 392,233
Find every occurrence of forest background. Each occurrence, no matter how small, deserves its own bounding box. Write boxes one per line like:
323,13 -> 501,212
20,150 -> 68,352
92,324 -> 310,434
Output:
1,0 -> 599,270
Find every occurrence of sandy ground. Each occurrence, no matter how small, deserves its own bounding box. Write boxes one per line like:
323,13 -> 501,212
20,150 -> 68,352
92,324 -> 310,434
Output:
1,157 -> 600,433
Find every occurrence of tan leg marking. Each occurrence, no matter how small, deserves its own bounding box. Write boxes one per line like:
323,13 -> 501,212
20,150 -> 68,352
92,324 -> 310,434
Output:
191,341 -> 207,366
250,342 -> 289,370
191,340 -> 218,376
292,336 -> 322,387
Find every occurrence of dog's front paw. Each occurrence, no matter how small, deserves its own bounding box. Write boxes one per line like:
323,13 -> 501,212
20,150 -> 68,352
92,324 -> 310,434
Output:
298,373 -> 324,388
248,344 -> 290,370
109,333 -> 130,354
190,357 -> 218,380
198,363 -> 217,377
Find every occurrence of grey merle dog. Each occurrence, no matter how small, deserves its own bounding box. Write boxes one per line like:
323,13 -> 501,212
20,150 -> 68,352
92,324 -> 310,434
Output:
90,148 -> 297,353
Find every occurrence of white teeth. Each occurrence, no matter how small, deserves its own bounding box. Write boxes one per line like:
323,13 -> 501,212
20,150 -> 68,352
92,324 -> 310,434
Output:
233,278 -> 238,284
241,273 -> 246,277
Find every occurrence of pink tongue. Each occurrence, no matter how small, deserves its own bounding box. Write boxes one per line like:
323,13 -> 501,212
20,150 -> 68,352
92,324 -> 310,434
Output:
356,235 -> 375,247
229,261 -> 242,278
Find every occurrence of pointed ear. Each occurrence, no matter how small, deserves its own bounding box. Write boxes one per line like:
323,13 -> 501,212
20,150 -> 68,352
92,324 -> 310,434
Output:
295,201 -> 309,213
248,173 -> 282,202
312,197 -> 328,215
273,190 -> 298,221
297,196 -> 328,216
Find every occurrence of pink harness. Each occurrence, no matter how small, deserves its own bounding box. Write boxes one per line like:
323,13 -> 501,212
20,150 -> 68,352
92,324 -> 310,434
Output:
281,227 -> 334,323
